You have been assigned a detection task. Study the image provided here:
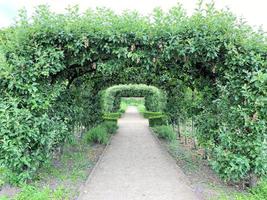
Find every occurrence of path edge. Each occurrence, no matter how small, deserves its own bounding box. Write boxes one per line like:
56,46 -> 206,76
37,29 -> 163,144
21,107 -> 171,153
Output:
76,134 -> 114,200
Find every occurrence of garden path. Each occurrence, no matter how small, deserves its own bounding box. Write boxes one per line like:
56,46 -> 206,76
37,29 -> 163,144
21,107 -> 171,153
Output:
78,106 -> 199,200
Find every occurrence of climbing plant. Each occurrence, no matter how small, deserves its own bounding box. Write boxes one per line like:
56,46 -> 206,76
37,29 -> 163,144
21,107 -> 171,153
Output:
0,2 -> 266,184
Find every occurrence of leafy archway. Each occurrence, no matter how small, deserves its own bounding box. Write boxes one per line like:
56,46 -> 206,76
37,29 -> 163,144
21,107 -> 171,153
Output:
101,84 -> 166,113
0,3 -> 266,183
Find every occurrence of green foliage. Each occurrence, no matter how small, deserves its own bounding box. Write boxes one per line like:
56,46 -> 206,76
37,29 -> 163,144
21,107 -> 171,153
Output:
152,125 -> 176,141
220,181 -> 267,200
120,97 -> 145,113
148,115 -> 168,127
211,148 -> 250,182
101,84 -> 166,113
0,2 -> 266,184
102,121 -> 118,134
102,112 -> 121,123
143,111 -> 163,118
102,117 -> 118,123
85,125 -> 109,145
10,185 -> 68,200
103,113 -> 121,118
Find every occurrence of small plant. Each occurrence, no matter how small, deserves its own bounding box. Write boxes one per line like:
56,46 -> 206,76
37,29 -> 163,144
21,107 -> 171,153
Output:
148,115 -> 167,127
0,167 -> 6,189
102,121 -> 118,134
152,125 -> 177,141
0,179 -> 4,189
85,125 -> 109,144
12,185 -> 69,200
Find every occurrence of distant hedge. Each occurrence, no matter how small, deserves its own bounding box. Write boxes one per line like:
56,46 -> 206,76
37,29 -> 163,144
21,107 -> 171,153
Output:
101,84 -> 166,113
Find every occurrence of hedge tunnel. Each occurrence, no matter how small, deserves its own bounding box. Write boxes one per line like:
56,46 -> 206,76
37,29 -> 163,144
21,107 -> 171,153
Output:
0,4 -> 266,184
101,84 -> 166,113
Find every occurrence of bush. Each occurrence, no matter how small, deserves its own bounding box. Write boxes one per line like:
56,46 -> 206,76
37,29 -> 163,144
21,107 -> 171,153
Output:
143,111 -> 163,118
102,121 -> 118,134
152,125 -> 176,141
103,113 -> 121,118
148,115 -> 167,127
102,112 -> 121,123
85,125 -> 109,145
220,181 -> 267,200
211,147 -> 250,182
102,116 -> 118,123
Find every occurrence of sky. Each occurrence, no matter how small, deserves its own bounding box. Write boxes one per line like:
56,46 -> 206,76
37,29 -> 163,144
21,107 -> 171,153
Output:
0,0 -> 267,30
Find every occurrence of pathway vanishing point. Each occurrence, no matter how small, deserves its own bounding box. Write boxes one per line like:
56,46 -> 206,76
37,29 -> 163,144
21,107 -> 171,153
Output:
78,106 -> 199,200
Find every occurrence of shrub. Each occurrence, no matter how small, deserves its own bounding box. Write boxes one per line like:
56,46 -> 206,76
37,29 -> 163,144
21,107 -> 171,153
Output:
85,125 -> 109,145
152,125 -> 176,141
102,116 -> 118,123
103,113 -> 121,118
220,181 -> 267,200
143,111 -> 163,118
211,147 -> 250,182
148,115 -> 167,127
102,112 -> 121,123
102,121 -> 118,134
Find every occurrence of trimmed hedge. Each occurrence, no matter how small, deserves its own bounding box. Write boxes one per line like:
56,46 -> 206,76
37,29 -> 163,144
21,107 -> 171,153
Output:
101,84 -> 166,113
103,112 -> 121,118
143,111 -> 163,118
148,115 -> 168,127
102,112 -> 121,123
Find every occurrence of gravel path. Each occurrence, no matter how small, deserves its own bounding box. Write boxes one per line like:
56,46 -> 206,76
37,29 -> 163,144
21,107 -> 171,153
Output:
78,106 -> 199,200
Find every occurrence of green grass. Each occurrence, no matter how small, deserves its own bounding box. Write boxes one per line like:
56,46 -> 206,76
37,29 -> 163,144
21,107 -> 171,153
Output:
102,121 -> 118,134
219,181 -> 267,200
85,125 -> 109,145
152,125 -> 176,141
38,141 -> 94,182
0,185 -> 69,200
85,121 -> 119,144
0,139 -> 93,199
168,140 -> 199,172
0,167 -> 6,189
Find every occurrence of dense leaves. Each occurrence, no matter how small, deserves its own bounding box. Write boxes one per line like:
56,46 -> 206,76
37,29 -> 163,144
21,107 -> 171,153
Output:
0,2 -> 266,184
101,84 -> 166,112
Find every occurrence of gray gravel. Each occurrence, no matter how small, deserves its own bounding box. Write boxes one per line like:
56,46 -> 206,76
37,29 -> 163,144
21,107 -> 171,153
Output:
78,106 -> 199,200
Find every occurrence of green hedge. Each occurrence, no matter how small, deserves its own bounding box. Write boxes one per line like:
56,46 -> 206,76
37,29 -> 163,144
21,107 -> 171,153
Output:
148,115 -> 168,127
101,84 -> 166,113
103,112 -> 122,118
143,111 -> 163,118
102,112 -> 122,123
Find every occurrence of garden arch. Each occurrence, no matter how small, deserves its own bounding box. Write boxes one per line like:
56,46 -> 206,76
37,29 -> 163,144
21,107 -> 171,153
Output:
101,84 -> 166,113
0,4 -> 266,183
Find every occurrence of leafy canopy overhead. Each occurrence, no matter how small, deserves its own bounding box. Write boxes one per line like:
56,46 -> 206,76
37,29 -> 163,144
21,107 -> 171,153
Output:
0,2 -> 266,184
